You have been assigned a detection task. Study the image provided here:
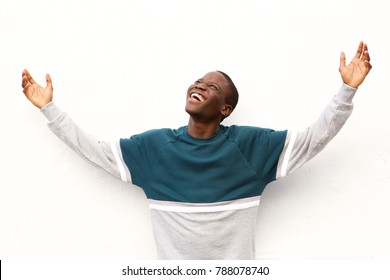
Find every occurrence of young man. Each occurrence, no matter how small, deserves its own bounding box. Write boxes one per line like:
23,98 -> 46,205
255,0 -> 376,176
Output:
21,42 -> 371,259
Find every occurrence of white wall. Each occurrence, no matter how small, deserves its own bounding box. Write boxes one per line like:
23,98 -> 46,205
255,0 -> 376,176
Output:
1,0 -> 389,259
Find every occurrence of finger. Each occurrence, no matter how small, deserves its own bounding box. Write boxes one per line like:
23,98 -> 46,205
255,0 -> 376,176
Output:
22,80 -> 33,97
22,70 -> 28,87
339,51 -> 346,71
363,42 -> 368,53
365,60 -> 372,73
23,84 -> 31,96
21,75 -> 33,89
21,76 -> 29,88
22,77 -> 32,90
46,74 -> 53,90
362,44 -> 370,61
24,69 -> 37,85
360,42 -> 370,60
354,41 -> 364,59
22,69 -> 29,78
363,50 -> 371,63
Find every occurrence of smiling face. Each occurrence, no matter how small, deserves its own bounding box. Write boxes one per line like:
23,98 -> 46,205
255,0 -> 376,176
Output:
185,71 -> 233,123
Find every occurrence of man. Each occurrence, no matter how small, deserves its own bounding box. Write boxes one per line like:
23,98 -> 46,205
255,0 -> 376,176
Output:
21,41 -> 371,259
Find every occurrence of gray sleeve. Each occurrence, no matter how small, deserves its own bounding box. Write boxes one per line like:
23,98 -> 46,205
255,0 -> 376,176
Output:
40,102 -> 131,182
276,83 -> 357,178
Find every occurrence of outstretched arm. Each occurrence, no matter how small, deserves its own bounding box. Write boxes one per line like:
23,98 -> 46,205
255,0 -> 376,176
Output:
21,69 -> 130,182
277,41 -> 372,178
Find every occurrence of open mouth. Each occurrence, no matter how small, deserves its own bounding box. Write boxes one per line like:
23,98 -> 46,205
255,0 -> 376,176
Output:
190,92 -> 205,102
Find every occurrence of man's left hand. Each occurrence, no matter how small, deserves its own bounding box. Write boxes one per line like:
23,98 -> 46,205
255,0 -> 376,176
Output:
339,41 -> 372,88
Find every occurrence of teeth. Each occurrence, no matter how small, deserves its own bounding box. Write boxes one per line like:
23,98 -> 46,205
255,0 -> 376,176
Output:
191,93 -> 204,101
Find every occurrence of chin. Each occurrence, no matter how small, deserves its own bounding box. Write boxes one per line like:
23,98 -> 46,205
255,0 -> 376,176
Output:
185,104 -> 198,115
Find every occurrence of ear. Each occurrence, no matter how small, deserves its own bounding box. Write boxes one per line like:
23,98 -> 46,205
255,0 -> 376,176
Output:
221,103 -> 233,119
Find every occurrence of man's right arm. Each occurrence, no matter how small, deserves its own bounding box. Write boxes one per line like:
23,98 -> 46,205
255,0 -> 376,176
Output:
40,101 -> 131,182
21,69 -> 131,182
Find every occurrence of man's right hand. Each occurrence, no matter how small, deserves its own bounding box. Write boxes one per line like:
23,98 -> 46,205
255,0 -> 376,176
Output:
22,69 -> 53,109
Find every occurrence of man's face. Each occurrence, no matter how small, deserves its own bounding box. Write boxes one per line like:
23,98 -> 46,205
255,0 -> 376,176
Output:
185,71 -> 231,122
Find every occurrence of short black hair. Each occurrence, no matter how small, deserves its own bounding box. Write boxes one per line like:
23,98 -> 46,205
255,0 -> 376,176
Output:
217,71 -> 239,121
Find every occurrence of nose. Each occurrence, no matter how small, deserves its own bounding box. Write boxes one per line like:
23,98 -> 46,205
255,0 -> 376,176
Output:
194,81 -> 207,91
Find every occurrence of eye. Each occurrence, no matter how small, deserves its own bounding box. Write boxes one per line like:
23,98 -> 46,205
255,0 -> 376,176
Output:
209,84 -> 218,90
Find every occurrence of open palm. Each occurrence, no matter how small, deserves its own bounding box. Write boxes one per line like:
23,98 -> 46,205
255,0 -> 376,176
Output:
21,69 -> 53,109
339,41 -> 372,89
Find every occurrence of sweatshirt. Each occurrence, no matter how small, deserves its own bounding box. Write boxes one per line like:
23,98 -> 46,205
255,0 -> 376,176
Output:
40,83 -> 356,259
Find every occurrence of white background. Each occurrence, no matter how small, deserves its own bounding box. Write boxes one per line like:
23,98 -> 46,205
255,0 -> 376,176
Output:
1,0 -> 389,260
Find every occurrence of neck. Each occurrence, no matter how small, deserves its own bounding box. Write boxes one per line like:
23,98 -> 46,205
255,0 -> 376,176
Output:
187,117 -> 220,139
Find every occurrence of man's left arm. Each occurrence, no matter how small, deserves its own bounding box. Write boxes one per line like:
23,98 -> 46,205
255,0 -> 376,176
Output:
276,41 -> 372,178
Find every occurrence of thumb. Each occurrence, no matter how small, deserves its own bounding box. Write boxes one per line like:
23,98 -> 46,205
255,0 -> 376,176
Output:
46,74 -> 53,89
339,51 -> 346,72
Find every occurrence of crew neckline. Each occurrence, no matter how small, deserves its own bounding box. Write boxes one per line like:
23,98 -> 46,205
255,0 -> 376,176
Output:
184,125 -> 224,142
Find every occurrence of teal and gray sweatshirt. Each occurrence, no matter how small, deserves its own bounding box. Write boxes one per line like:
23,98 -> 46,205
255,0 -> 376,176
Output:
40,83 -> 356,259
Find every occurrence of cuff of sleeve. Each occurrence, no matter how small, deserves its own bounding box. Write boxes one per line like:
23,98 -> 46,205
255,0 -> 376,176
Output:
40,101 -> 63,122
338,83 -> 357,103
